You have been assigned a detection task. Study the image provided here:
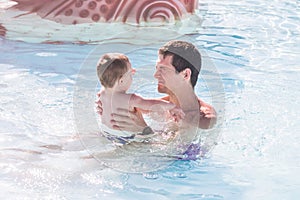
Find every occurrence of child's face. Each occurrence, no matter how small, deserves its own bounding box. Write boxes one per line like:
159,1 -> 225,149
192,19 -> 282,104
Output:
120,62 -> 136,91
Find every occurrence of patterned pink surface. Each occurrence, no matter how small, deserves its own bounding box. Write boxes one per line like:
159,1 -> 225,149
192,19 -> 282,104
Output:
0,23 -> 6,36
10,0 -> 198,24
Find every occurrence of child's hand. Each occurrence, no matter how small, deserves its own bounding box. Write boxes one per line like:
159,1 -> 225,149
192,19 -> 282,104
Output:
169,106 -> 185,122
95,92 -> 103,115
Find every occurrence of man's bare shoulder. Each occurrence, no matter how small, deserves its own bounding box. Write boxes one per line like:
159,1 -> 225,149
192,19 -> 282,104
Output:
198,98 -> 214,110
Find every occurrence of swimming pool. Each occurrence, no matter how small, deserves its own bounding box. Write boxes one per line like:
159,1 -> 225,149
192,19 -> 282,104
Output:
1,0 -> 299,199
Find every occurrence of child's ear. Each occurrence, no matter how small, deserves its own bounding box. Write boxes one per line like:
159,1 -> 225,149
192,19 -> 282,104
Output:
118,77 -> 124,85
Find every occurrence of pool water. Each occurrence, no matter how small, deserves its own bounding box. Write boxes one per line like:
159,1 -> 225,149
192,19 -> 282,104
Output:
1,0 -> 300,199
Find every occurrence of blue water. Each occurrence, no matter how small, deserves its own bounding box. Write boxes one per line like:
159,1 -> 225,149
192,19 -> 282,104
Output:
1,0 -> 300,199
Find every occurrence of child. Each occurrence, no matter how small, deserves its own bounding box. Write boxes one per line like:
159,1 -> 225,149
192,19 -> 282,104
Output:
96,53 -> 184,141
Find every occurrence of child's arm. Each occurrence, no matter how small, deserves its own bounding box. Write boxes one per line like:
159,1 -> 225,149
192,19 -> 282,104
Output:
131,94 -> 185,121
131,94 -> 173,111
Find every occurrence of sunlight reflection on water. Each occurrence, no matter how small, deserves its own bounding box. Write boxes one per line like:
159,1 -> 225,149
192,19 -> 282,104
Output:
0,0 -> 300,199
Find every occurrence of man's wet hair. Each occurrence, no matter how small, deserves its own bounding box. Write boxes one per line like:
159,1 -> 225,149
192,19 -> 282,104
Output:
158,40 -> 201,87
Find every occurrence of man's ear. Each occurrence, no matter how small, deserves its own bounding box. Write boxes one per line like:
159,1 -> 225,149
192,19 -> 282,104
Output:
183,68 -> 191,80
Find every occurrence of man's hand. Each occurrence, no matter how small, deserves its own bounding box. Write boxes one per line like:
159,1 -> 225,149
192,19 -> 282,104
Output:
96,92 -> 147,132
199,104 -> 217,129
111,108 -> 147,132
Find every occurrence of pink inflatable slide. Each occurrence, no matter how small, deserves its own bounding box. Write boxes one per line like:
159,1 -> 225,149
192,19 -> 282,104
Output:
0,0 -> 198,38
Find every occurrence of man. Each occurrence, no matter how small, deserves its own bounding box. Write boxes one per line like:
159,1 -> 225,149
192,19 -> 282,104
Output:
96,40 -> 216,135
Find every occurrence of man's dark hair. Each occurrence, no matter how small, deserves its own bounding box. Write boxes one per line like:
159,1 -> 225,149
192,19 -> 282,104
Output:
158,40 -> 201,87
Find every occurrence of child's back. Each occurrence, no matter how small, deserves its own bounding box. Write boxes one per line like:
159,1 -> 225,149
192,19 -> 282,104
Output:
99,89 -> 135,130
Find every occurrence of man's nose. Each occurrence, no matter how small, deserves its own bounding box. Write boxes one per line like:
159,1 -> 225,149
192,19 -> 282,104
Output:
154,69 -> 160,78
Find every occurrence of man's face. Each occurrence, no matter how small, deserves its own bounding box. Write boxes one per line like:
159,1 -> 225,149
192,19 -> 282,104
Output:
154,54 -> 177,94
